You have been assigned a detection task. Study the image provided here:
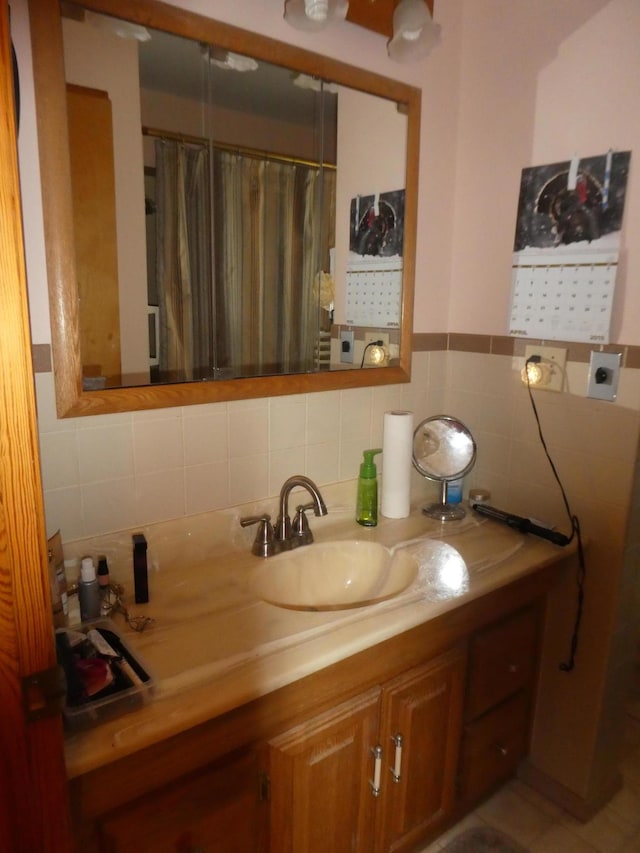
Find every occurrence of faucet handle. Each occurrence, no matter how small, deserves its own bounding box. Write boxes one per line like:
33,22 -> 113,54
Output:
240,514 -> 279,558
291,502 -> 316,547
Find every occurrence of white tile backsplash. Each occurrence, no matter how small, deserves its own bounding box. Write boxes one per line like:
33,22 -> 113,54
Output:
135,468 -> 185,526
35,352 -> 640,543
77,423 -> 134,484
81,477 -> 138,537
183,410 -> 228,466
229,454 -> 269,505
185,461 -> 229,515
134,417 -> 184,474
228,405 -> 269,459
39,430 -> 79,490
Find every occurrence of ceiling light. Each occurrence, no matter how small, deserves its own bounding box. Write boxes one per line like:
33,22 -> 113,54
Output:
387,0 -> 441,63
204,47 -> 259,72
284,0 -> 349,32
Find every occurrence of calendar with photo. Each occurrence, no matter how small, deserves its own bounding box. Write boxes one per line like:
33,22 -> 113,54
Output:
345,189 -> 405,328
509,150 -> 631,343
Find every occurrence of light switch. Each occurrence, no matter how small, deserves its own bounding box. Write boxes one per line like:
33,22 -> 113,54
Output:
340,329 -> 355,364
587,351 -> 621,401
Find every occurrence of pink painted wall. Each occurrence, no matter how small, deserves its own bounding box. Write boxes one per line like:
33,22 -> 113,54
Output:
447,0 -> 639,342
15,0 -> 638,345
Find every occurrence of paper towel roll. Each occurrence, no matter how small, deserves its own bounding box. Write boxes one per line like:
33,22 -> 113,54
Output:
381,410 -> 414,518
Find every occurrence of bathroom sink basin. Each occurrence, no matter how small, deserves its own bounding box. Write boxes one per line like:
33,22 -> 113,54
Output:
250,540 -> 418,611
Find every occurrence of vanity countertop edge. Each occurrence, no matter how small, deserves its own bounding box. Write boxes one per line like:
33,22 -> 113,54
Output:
62,507 -> 577,781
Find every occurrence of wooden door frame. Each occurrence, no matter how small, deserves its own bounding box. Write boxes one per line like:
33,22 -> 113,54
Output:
0,1 -> 71,849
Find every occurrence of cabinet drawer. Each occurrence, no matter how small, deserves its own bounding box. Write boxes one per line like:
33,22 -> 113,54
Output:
466,606 -> 538,720
458,690 -> 529,805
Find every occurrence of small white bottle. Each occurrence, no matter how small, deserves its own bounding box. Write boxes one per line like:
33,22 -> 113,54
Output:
78,557 -> 101,622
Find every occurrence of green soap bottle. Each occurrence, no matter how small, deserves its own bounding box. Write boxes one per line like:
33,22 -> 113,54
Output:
356,448 -> 382,527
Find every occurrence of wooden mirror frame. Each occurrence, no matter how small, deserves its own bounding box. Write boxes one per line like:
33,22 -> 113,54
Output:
29,0 -> 420,417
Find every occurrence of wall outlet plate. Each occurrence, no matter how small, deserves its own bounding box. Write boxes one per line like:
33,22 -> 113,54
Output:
364,332 -> 390,349
587,351 -> 621,401
524,345 -> 567,392
339,329 -> 355,364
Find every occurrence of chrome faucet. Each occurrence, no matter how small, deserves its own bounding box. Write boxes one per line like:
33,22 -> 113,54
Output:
275,475 -> 328,550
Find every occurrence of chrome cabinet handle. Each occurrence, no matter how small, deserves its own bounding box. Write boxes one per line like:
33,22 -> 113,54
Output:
370,745 -> 383,797
391,733 -> 403,783
494,743 -> 509,756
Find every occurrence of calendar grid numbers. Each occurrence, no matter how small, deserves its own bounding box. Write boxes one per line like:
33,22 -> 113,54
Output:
345,261 -> 403,328
509,250 -> 617,343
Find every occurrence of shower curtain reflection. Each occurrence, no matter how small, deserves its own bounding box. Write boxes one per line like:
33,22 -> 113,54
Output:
152,136 -> 336,382
155,138 -> 212,381
213,149 -> 336,377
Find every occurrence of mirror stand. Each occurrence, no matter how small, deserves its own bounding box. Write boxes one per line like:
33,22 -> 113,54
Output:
412,415 -> 477,522
423,480 -> 467,521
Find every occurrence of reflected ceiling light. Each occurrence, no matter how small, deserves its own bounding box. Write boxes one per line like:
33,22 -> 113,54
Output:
284,0 -> 349,31
387,0 -> 441,63
86,11 -> 151,42
204,46 -> 259,72
292,73 -> 338,92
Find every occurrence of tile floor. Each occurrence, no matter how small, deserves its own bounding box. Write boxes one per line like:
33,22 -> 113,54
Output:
420,663 -> 640,852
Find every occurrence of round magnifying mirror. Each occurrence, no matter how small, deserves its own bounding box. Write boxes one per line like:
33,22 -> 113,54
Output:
412,415 -> 477,521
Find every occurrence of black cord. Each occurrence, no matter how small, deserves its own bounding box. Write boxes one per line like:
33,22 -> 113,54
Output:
360,339 -> 384,369
524,356 -> 586,673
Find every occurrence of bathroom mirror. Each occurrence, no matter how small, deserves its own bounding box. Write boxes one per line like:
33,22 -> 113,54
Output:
412,415 -> 477,521
28,0 -> 420,417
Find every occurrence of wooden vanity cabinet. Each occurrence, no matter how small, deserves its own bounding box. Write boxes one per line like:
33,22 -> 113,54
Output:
264,687 -> 381,851
68,568 -> 557,853
263,647 -> 466,853
93,747 -> 263,853
374,648 -> 466,852
457,605 -> 541,807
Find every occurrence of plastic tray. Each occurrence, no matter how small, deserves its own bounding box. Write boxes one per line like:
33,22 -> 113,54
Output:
56,619 -> 155,731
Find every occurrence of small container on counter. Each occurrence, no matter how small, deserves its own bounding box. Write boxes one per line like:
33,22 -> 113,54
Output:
468,488 -> 491,508
132,534 -> 149,603
97,555 -> 111,615
47,530 -> 69,628
356,448 -> 382,527
55,619 -> 155,731
78,556 -> 101,622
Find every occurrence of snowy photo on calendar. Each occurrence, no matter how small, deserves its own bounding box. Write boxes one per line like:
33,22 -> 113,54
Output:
509,151 -> 631,343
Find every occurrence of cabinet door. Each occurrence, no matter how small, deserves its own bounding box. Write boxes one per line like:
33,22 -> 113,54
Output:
265,687 -> 381,853
376,647 -> 466,853
97,747 -> 262,852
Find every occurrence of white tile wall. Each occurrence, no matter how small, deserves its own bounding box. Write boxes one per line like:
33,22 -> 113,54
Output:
36,356 -> 430,540
36,352 -> 640,544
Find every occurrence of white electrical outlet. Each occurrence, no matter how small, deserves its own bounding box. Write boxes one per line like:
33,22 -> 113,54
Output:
523,345 -> 567,392
364,332 -> 390,349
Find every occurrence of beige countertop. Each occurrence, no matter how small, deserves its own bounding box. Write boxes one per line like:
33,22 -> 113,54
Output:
62,497 -> 574,780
